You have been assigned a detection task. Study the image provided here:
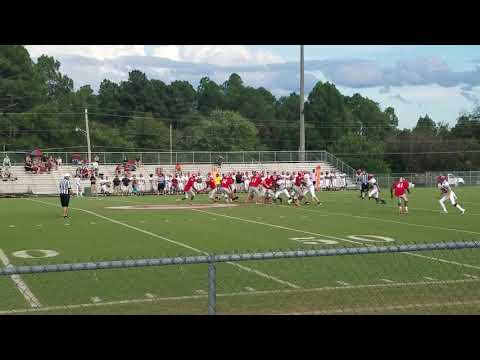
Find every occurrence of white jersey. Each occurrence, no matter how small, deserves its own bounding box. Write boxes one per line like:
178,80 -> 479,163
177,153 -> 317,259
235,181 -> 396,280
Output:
368,177 -> 379,189
304,173 -> 313,187
439,180 -> 451,193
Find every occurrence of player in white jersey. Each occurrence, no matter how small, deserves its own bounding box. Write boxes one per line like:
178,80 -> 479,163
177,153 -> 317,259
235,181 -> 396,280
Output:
273,175 -> 292,204
437,176 -> 465,214
367,174 -> 386,204
302,172 -> 321,204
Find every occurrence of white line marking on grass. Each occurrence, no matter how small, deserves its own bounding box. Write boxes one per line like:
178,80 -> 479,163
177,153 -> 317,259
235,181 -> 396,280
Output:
90,297 -> 102,303
9,225 -> 15,228
227,262 -> 300,289
2,277 -> 479,315
463,274 -> 478,279
27,199 -> 299,290
380,278 -> 395,283
145,293 -> 155,298
405,252 -> 480,271
244,287 -> 256,292
283,300 -> 480,315
195,290 -> 207,295
336,281 -> 351,286
424,277 -> 437,281
0,249 -> 42,308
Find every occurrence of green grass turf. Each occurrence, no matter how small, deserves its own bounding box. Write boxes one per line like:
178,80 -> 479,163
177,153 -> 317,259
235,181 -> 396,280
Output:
0,186 -> 479,314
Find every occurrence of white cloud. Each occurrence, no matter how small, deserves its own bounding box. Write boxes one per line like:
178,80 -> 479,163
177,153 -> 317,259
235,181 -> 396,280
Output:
26,45 -> 146,60
151,45 -> 284,66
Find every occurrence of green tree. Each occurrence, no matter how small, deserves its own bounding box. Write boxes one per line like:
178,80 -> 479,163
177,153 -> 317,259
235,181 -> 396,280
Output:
0,45 -> 40,111
197,77 -> 225,115
179,110 -> 258,151
33,55 -> 74,105
413,114 -> 437,135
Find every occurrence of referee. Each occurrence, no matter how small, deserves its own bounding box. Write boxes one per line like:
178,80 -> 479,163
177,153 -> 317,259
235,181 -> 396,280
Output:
359,170 -> 369,199
59,173 -> 72,218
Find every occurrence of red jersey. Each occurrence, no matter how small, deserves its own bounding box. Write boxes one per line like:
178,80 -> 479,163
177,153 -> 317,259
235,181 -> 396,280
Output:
262,177 -> 273,189
221,177 -> 231,189
249,175 -> 262,188
207,178 -> 216,190
227,176 -> 234,186
295,175 -> 303,187
392,180 -> 409,197
184,176 -> 196,192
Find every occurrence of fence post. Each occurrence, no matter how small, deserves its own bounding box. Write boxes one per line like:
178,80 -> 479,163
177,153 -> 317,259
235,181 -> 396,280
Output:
208,261 -> 216,315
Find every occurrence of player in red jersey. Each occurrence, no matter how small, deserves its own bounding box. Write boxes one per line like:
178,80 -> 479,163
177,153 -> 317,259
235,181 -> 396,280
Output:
182,174 -> 197,204
219,175 -> 234,203
246,171 -> 262,203
290,172 -> 304,206
206,173 -> 218,202
226,173 -> 239,201
390,177 -> 410,215
261,175 -> 275,204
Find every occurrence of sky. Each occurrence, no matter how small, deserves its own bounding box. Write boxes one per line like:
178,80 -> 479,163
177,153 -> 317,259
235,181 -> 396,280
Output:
25,45 -> 480,129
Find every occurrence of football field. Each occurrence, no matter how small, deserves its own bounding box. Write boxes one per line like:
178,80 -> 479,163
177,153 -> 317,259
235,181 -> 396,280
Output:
1,187 -> 480,314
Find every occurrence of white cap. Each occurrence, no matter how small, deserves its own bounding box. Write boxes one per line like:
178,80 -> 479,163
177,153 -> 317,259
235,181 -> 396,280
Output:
64,173 -> 71,178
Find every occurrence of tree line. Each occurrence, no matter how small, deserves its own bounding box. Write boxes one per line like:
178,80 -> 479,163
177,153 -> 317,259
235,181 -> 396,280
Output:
1,45 -> 479,172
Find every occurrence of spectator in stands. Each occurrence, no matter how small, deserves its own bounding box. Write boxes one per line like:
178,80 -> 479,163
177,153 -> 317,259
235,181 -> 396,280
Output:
94,155 -> 100,163
121,174 -> 130,195
113,175 -> 121,195
3,155 -> 11,168
91,159 -> 99,177
90,174 -> 97,196
135,157 -> 143,168
25,156 -> 33,172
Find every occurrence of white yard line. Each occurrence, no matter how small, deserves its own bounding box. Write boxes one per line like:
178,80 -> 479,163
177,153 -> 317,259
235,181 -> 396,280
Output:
227,262 -> 300,289
0,249 -> 42,308
284,299 -> 480,315
26,199 -> 299,289
1,277 -> 479,315
405,252 -> 480,271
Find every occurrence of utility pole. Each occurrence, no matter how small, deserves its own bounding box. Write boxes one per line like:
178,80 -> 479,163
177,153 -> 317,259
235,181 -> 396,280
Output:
169,123 -> 173,165
299,45 -> 305,162
85,108 -> 92,163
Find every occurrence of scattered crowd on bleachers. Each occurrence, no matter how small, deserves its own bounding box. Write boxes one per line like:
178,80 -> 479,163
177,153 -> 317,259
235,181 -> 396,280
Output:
24,154 -> 62,174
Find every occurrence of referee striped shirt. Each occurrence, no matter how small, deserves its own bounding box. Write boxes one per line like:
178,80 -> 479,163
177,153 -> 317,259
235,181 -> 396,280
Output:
359,173 -> 369,185
59,179 -> 71,194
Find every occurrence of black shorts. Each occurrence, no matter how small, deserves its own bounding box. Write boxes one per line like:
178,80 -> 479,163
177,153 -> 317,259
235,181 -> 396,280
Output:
60,194 -> 70,207
361,183 -> 369,192
158,183 -> 165,190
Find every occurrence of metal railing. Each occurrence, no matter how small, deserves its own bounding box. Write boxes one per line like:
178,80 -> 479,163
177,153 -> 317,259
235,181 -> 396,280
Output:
4,150 -> 345,166
2,241 -> 479,315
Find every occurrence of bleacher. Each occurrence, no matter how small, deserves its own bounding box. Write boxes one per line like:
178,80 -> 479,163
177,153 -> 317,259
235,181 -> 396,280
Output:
0,161 -> 346,195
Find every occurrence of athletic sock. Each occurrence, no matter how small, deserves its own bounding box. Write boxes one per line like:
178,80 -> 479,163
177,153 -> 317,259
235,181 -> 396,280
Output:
455,204 -> 465,212
439,200 -> 448,212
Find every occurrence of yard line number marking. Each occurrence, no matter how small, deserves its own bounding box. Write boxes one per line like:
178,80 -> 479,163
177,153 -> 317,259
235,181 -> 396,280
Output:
12,250 -> 59,259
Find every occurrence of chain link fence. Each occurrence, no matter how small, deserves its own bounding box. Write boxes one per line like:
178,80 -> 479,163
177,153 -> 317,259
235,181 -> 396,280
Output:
1,241 -> 480,315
